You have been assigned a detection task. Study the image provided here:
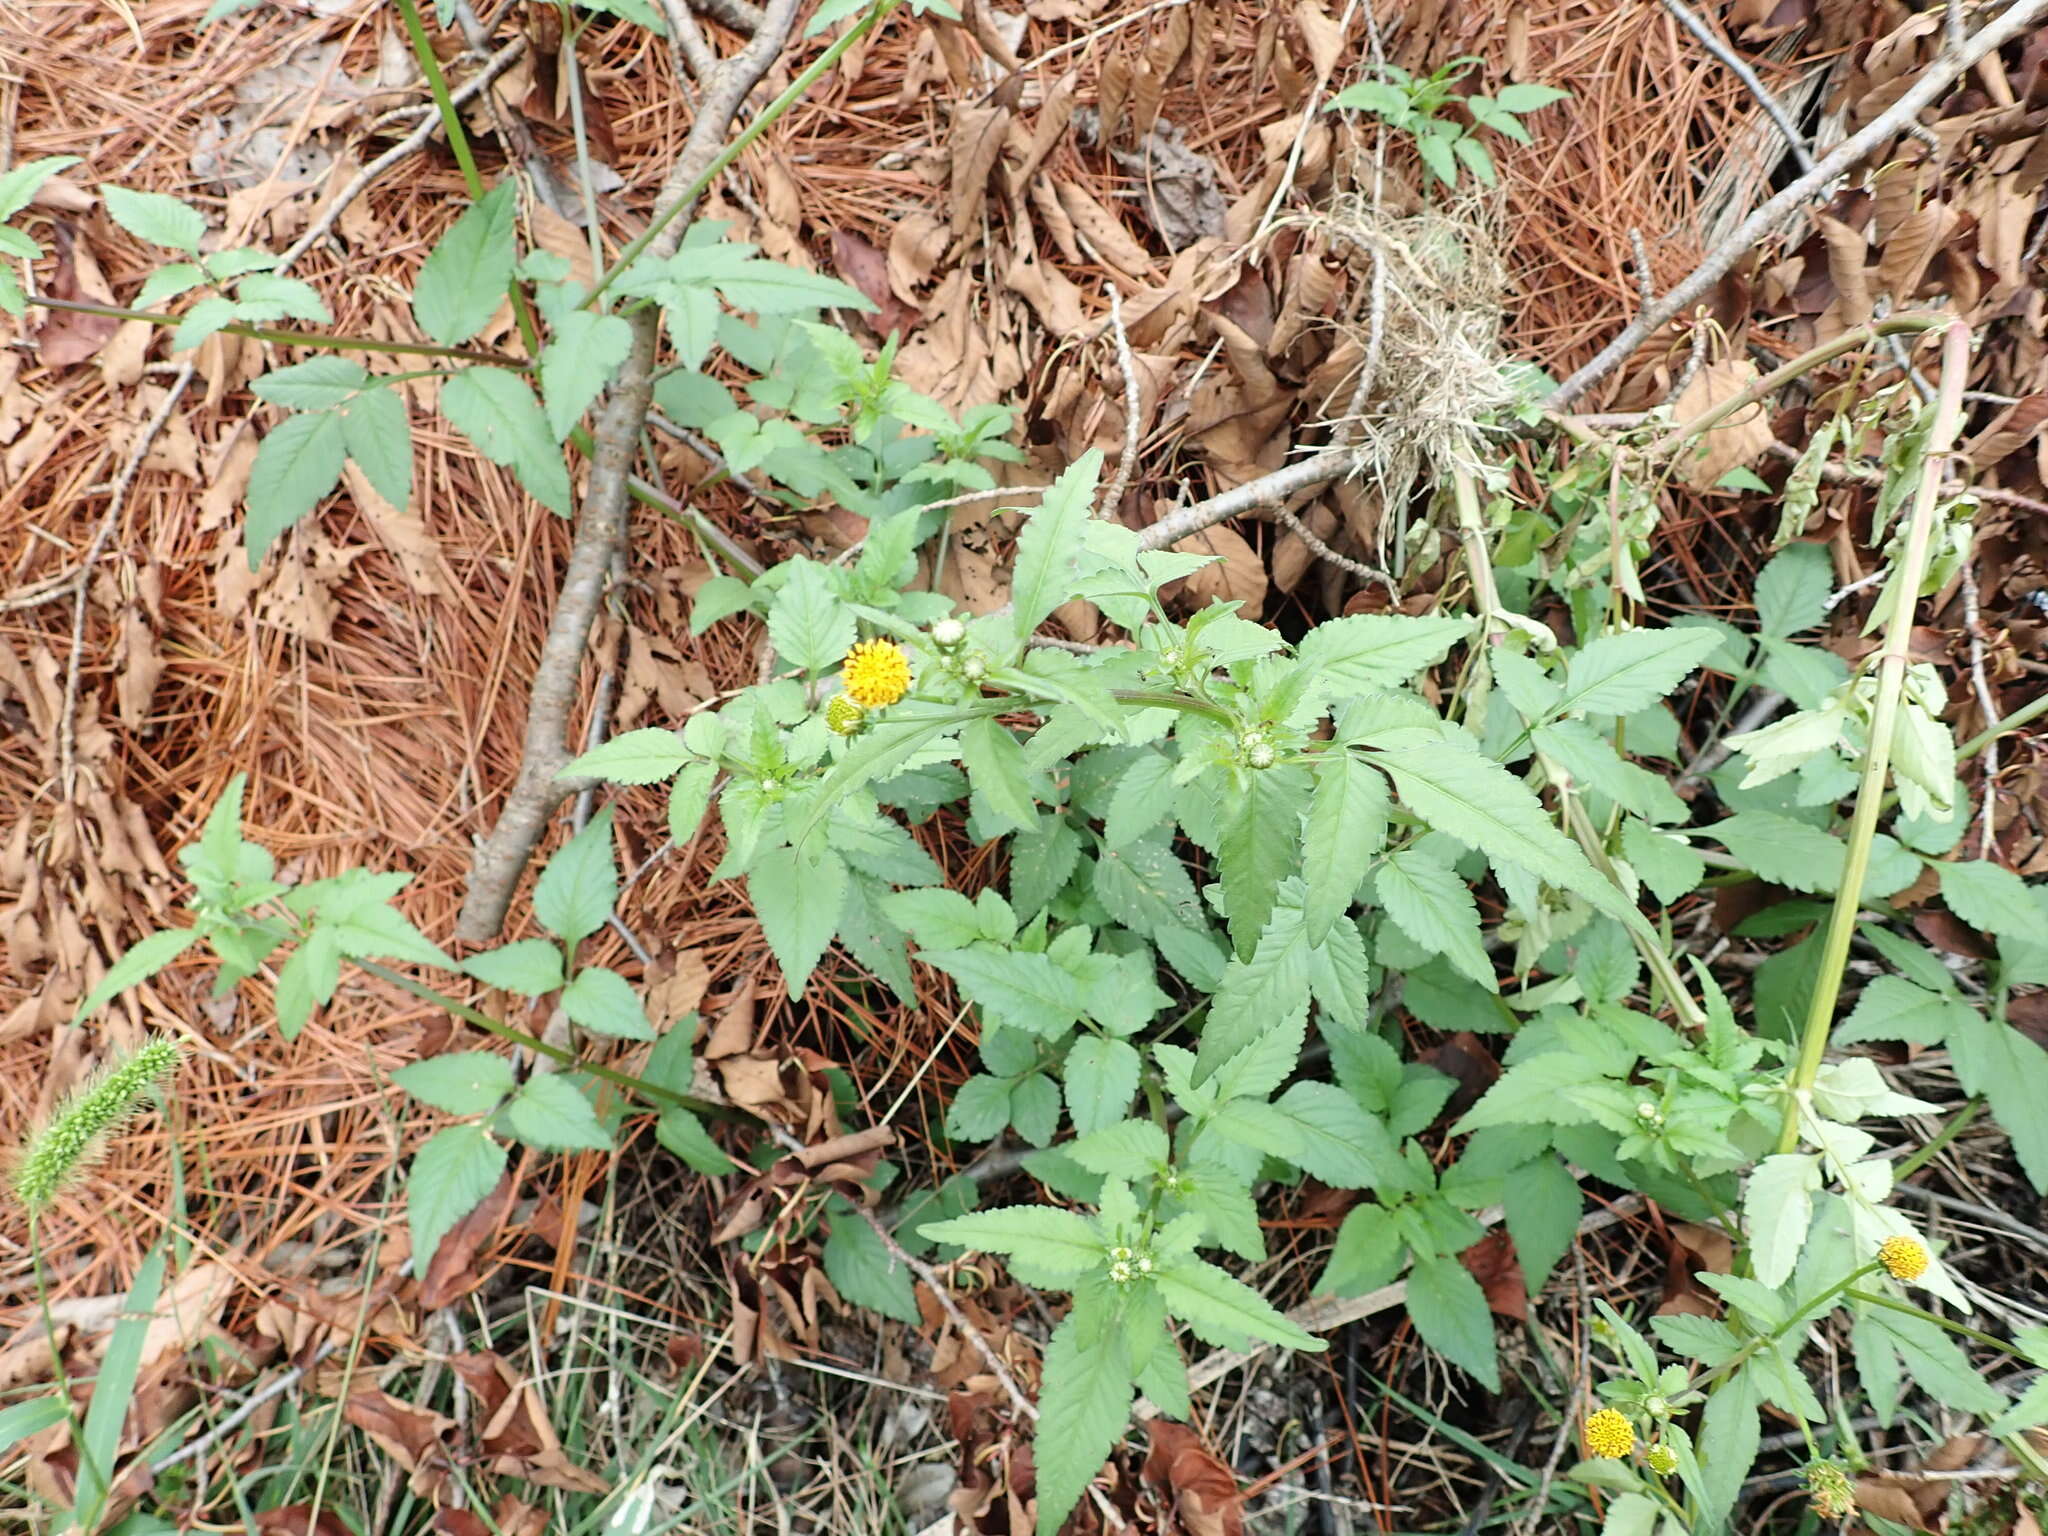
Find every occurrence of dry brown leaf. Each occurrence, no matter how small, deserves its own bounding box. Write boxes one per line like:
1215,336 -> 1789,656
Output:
1054,179 -> 1156,281
343,462 -> 448,598
344,1390 -> 453,1478
831,228 -> 921,337
419,1170 -> 516,1309
1671,358 -> 1773,490
37,231 -> 120,369
1879,202 -> 1960,299
1293,0 -> 1344,78
1815,212 -> 1871,327
1003,245 -> 1088,337
947,104 -> 1013,249
1460,1230 -> 1529,1321
1143,1420 -> 1243,1536
1964,393 -> 2048,467
647,949 -> 710,1030
113,610 -> 162,728
1173,523 -> 1266,619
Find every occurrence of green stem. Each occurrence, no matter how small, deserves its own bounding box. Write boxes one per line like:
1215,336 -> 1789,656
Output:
1657,314 -> 1950,458
1696,1262 -> 1881,1392
1892,1096 -> 1982,1180
347,958 -> 747,1124
1843,1288 -> 2025,1359
1957,690 -> 2048,763
393,0 -> 485,201
584,0 -> 903,308
1775,321 -> 1973,1156
392,0 -> 543,359
25,293 -> 526,367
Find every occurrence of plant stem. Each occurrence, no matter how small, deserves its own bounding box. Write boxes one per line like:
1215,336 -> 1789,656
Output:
24,293 -> 526,367
391,0 -> 543,358
1892,1096 -> 1982,1180
1956,690 -> 2048,762
349,958 -> 747,1123
584,0 -> 902,308
393,0 -> 485,201
1656,314 -> 1949,457
1775,321 -> 1973,1156
1842,1288 -> 2024,1358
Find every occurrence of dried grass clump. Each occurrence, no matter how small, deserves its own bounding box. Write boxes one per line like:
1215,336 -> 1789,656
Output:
1281,193 -> 1518,532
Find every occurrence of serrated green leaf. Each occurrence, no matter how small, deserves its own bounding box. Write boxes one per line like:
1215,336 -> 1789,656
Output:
1619,817 -> 1705,905
960,717 -> 1038,833
1102,751 -> 1176,850
884,886 -> 984,949
408,1123 -> 508,1270
461,938 -> 565,996
918,1205 -> 1103,1270
1710,811 -> 1843,894
1293,613 -> 1474,693
1754,543 -> 1831,638
1375,741 -> 1615,914
340,385 -> 413,509
0,155 -> 79,221
1502,1156 -> 1578,1295
562,727 -> 689,785
766,558 -> 855,674
1322,1202 -> 1406,1296
1494,82 -> 1571,111
1743,1153 -> 1819,1288
561,964 -> 655,1039
1032,1309 -> 1134,1536
657,1106 -> 737,1174
540,309 -> 632,439
1940,860 -> 2048,947
1066,1116 -> 1168,1174
1195,905 -> 1311,1082
440,366 -> 572,515
710,259 -> 872,315
236,272 -> 329,324
498,1072 -> 611,1150
1063,1036 -> 1141,1136
749,845 -> 848,999
1220,767 -> 1306,959
1949,1007 -> 2048,1191
1154,1258 -> 1323,1352
532,808 -> 618,945
946,1074 -> 1014,1141
71,927 -> 199,1025
1010,449 -> 1101,644
251,356 -> 368,409
1555,628 -> 1723,717
1834,975 -> 1961,1047
245,410 -> 346,564
1377,847 -> 1494,989
1267,1080 -> 1400,1190
392,1052 -> 517,1115
1302,752 -> 1388,945
100,183 -> 207,253
412,180 -> 516,345
1404,1254 -> 1499,1389
924,945 -> 1088,1036
823,1208 -> 920,1324
668,759 -> 718,843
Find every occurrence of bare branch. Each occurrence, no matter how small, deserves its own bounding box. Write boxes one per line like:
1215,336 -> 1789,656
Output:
1544,0 -> 2048,411
1098,284 -> 1142,519
457,0 -> 805,941
1133,449 -> 1353,552
1657,0 -> 1815,174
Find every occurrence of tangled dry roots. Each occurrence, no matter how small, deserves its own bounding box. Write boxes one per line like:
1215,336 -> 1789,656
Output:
1281,194 -> 1518,538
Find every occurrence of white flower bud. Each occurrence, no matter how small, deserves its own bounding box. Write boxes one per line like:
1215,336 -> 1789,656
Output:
931,617 -> 966,647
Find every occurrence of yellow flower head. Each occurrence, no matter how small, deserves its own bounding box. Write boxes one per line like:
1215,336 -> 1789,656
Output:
1583,1408 -> 1634,1460
824,693 -> 866,737
841,639 -> 911,709
1644,1443 -> 1678,1477
1804,1461 -> 1855,1521
1878,1234 -> 1928,1283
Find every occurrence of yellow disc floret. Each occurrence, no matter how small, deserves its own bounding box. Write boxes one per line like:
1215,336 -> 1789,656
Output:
1878,1234 -> 1928,1283
1583,1409 -> 1635,1460
841,639 -> 911,708
1804,1461 -> 1855,1520
1645,1444 -> 1678,1477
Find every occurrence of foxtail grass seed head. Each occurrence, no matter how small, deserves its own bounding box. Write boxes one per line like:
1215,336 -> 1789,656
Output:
1583,1409 -> 1634,1460
840,639 -> 911,708
1878,1234 -> 1929,1283
11,1035 -> 182,1215
1804,1461 -> 1855,1521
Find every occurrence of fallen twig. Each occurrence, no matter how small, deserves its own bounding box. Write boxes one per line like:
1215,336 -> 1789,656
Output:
1098,283 -> 1141,519
457,0 -> 804,941
1544,1 -> 2048,411
1657,0 -> 1815,174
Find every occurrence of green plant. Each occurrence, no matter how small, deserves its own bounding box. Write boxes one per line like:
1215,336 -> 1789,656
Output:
1325,59 -> 1568,190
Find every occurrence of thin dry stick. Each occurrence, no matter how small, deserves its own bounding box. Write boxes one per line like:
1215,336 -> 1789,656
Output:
1274,503 -> 1394,589
1657,0 -> 1815,173
1544,0 -> 2048,411
1098,283 -> 1141,519
1134,448 -> 1354,552
852,1206 -> 1036,1422
458,0 -> 803,941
